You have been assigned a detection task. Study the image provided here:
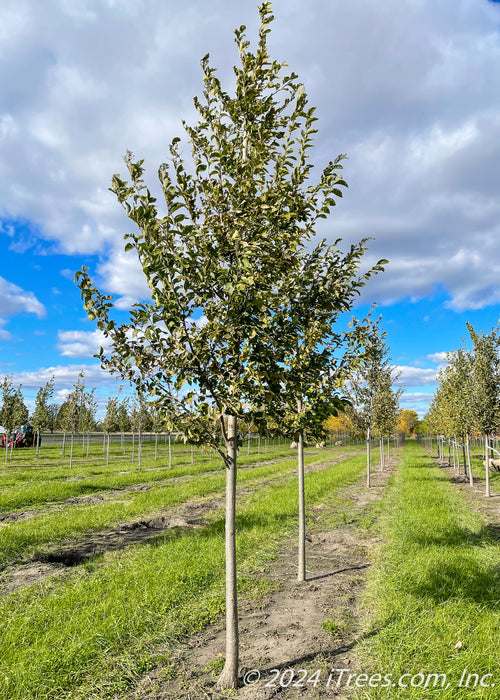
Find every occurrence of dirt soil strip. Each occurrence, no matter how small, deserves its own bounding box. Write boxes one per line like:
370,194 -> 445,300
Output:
121,456 -> 400,700
0,453 -> 357,595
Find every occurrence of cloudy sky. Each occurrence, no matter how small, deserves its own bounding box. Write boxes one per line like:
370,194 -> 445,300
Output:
1,0 -> 500,417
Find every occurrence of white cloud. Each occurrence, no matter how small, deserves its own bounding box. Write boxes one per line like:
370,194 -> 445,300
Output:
426,352 -> 449,364
0,0 -> 500,310
0,363 -> 122,393
0,276 -> 45,339
57,329 -> 111,358
393,365 -> 439,387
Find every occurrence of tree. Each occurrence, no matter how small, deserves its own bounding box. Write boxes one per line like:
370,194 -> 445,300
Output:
467,322 -> 500,496
76,4 -> 385,687
371,363 -> 402,469
32,376 -> 55,458
346,322 -> 393,487
397,409 -> 419,437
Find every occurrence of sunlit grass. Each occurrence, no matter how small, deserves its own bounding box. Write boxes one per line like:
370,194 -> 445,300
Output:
355,441 -> 499,699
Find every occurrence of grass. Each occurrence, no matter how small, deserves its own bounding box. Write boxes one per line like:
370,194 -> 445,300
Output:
0,447 -> 356,568
355,441 -> 499,699
0,450 -> 371,699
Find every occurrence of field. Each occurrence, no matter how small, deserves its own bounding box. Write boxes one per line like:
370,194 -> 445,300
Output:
0,438 -> 498,699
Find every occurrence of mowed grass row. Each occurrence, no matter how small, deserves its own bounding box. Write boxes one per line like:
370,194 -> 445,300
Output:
355,441 -> 499,699
0,451 -> 371,700
0,444 -> 346,511
0,448 -> 360,568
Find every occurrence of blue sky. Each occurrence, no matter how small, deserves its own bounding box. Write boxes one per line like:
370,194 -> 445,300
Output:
1,0 -> 500,418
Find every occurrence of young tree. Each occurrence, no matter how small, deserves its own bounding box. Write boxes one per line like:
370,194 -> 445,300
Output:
467,322 -> 500,496
32,376 -> 55,458
76,4 -> 385,687
372,365 -> 402,470
346,322 -> 392,487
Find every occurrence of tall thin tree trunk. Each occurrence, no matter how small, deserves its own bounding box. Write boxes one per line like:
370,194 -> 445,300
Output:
366,426 -> 371,487
297,427 -> 306,582
485,434 -> 491,497
217,414 -> 239,690
70,433 -> 74,469
461,439 -> 467,479
155,433 -> 158,461
466,434 -> 473,487
448,439 -> 451,466
168,433 -> 172,467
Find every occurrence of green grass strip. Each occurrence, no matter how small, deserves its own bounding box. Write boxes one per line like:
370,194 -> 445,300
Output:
355,441 -> 499,699
0,452 -> 370,700
0,449 -> 347,568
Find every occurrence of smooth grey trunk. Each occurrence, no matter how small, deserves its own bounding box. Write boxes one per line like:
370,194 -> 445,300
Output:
448,439 -> 451,466
466,434 -> 473,487
366,426 -> 371,487
461,439 -> 467,479
217,414 -> 239,690
485,435 -> 491,497
297,428 -> 306,582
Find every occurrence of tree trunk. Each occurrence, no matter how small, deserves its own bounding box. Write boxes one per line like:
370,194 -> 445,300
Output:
297,427 -> 306,582
106,433 -> 110,466
70,433 -> 74,469
461,439 -> 467,479
62,432 -> 66,457
466,434 -> 473,487
485,434 -> 491,497
217,414 -> 239,690
168,433 -> 172,467
448,439 -> 451,466
155,433 -> 158,461
366,426 -> 371,487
